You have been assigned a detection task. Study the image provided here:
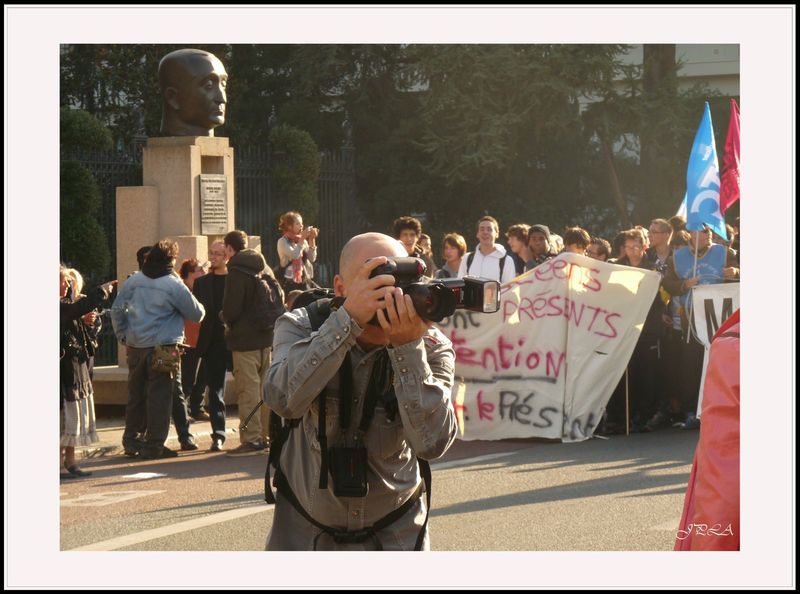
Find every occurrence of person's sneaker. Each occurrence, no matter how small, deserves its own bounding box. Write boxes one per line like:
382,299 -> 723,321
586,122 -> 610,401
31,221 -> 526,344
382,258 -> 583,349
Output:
226,441 -> 266,457
190,411 -> 211,422
140,446 -> 179,460
597,420 -> 625,436
122,437 -> 145,457
180,439 -> 199,451
210,438 -> 224,452
646,411 -> 670,432
681,415 -> 701,430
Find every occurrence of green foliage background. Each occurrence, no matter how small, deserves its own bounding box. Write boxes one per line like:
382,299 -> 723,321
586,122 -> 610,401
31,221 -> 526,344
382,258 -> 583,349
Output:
269,124 -> 321,224
60,44 -> 738,249
59,108 -> 112,279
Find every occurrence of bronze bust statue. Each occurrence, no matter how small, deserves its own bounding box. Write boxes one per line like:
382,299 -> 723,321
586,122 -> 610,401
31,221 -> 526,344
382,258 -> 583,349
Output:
158,49 -> 228,137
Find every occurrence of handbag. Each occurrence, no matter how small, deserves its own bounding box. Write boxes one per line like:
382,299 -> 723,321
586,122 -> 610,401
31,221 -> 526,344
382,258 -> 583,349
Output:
151,344 -> 183,375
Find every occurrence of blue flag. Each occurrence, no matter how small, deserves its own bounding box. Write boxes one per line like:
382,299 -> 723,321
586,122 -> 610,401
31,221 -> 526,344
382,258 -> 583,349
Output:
685,102 -> 727,240
676,191 -> 688,218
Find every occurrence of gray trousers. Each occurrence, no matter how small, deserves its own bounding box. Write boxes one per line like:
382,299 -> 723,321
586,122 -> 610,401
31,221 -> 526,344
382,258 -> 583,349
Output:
122,346 -> 177,454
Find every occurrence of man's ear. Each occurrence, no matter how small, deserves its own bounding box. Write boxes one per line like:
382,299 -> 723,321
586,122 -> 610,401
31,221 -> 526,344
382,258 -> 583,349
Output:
165,87 -> 180,111
333,275 -> 345,298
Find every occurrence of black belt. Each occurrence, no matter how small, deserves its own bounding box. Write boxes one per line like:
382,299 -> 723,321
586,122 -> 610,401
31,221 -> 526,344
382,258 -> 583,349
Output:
274,466 -> 430,551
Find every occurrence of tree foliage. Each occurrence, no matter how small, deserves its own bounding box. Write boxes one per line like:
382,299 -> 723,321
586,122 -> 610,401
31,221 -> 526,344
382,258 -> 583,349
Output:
60,161 -> 110,277
269,124 -> 321,224
59,107 -> 113,278
60,107 -> 113,152
60,43 -> 738,246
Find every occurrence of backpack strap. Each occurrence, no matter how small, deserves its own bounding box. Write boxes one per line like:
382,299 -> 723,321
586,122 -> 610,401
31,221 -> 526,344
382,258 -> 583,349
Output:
317,388 -> 329,489
265,296 -> 433,549
273,465 -> 427,550
306,297 -> 333,330
415,459 -> 433,551
467,250 -> 508,281
265,296 -> 339,502
264,413 -> 299,504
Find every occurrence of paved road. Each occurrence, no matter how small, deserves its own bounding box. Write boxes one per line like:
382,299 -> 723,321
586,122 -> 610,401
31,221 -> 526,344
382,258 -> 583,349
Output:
60,425 -> 697,551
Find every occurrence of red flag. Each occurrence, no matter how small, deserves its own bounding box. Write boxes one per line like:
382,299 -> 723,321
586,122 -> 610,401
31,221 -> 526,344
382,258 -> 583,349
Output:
719,98 -> 740,214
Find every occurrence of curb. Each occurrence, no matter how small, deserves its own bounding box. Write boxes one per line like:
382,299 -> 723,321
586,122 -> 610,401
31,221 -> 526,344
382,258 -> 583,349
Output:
76,426 -> 240,459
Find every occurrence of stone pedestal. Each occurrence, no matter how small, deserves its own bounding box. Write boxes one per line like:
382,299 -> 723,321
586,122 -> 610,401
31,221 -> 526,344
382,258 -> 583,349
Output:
116,186 -> 160,281
143,136 -> 236,238
98,131 -> 270,401
108,136 -> 265,377
116,137 -> 236,284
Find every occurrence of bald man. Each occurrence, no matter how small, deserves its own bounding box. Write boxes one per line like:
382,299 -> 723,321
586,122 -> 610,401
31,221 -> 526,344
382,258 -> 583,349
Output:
264,233 -> 457,550
158,48 -> 228,137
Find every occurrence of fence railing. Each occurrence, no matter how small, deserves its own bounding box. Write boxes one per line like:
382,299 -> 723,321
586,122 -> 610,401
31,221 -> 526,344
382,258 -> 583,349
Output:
66,140 -> 357,365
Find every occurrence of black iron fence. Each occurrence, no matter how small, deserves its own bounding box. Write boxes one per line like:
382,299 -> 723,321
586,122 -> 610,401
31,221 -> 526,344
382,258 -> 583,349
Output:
66,139 -> 358,365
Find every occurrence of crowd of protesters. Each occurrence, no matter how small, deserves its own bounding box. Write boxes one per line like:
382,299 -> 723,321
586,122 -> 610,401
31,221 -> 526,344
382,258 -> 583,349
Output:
60,207 -> 740,477
389,213 -> 740,436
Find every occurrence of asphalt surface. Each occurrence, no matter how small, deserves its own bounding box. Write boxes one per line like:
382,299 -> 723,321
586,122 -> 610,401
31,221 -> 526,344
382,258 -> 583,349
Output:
61,407 -> 700,552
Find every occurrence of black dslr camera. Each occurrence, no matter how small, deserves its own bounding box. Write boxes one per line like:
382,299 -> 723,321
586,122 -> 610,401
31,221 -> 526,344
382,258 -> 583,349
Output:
368,257 -> 501,323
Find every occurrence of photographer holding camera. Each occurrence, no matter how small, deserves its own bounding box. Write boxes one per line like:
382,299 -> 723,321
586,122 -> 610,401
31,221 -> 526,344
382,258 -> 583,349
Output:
60,265 -> 117,478
276,211 -> 318,292
264,232 -> 458,550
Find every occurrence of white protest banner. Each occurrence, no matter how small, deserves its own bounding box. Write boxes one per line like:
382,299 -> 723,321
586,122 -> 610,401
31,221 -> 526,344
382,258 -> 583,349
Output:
689,282 -> 740,418
435,252 -> 660,443
690,283 -> 740,347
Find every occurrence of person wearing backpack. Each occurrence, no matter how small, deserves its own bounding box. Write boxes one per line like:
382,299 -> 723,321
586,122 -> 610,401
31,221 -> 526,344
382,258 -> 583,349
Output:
222,230 -> 285,457
264,232 -> 457,550
457,215 -> 517,284
276,211 -> 318,292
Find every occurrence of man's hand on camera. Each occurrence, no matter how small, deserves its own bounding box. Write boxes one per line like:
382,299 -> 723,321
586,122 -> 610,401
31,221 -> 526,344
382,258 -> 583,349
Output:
342,257 -> 396,328
376,287 -> 431,347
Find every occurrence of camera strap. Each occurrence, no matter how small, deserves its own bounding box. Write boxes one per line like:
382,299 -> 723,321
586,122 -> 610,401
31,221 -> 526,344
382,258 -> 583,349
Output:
354,348 -> 393,443
318,350 -> 353,491
266,297 -> 432,548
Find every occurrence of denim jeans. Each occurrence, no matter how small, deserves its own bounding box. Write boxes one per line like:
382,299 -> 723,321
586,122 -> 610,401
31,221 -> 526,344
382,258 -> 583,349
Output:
203,344 -> 232,443
181,346 -> 208,415
171,377 -> 192,444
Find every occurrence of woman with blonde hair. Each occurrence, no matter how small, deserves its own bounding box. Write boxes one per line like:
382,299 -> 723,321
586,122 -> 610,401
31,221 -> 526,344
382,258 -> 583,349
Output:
276,211 -> 319,292
59,265 -> 116,478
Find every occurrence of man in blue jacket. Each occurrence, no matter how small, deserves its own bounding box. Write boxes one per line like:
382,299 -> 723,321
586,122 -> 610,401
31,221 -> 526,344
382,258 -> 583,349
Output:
112,240 -> 205,459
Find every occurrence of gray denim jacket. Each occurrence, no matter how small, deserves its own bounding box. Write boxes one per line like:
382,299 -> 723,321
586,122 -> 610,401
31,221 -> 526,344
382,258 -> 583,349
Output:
264,305 -> 457,550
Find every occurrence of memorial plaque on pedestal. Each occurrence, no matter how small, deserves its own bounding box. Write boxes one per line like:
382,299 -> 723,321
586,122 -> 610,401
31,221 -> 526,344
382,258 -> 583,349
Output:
200,174 -> 228,235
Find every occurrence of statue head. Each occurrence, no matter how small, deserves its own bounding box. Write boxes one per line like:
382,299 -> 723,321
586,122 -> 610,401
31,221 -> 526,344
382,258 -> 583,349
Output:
158,49 -> 228,137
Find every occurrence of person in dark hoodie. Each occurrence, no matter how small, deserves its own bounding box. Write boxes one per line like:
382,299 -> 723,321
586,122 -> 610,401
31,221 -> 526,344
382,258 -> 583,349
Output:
222,230 -> 276,457
111,239 -> 205,459
524,224 -> 558,271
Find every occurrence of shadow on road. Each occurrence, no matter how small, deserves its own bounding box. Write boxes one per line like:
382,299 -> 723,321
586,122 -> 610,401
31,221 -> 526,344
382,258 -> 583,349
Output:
432,428 -> 696,517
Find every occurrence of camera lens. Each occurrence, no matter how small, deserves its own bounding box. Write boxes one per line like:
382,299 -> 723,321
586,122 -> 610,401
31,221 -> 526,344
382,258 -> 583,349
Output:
405,282 -> 457,323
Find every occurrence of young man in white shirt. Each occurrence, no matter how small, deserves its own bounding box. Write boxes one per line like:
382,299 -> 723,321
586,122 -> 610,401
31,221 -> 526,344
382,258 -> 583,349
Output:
457,216 -> 517,284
